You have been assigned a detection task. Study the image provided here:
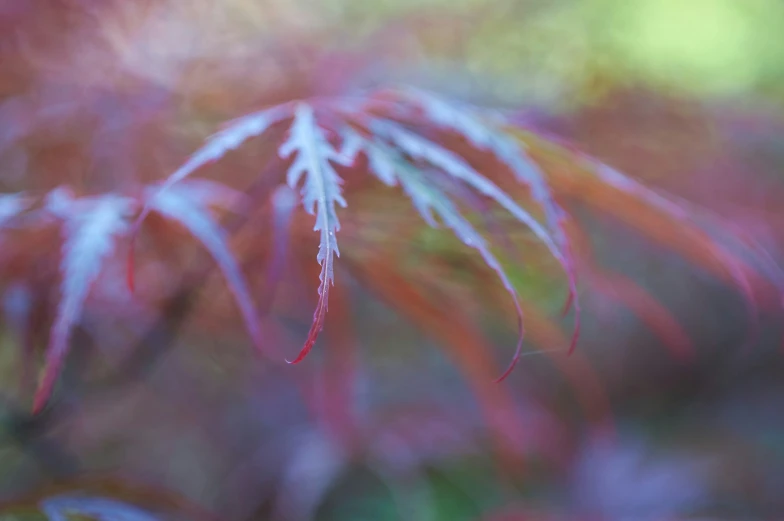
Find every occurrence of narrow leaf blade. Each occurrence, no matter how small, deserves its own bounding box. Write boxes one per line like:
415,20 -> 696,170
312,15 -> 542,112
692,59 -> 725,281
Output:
278,104 -> 347,363
365,145 -> 526,381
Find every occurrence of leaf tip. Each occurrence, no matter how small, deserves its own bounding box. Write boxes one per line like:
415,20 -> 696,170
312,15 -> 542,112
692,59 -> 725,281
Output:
285,339 -> 316,365
495,306 -> 525,383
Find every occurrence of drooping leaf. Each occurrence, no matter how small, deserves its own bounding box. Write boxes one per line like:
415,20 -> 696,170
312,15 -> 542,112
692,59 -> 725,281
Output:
34,189 -> 135,413
370,118 -> 561,258
565,220 -> 694,361
278,103 -> 349,364
145,181 -> 262,351
391,87 -> 578,318
417,250 -> 613,429
396,88 -> 573,262
356,136 -> 526,382
517,129 -> 766,347
342,254 -> 528,471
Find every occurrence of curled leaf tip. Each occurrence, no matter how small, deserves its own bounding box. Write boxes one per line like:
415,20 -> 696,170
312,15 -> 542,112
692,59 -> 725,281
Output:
286,332 -> 320,365
495,301 -> 526,383
494,332 -> 525,384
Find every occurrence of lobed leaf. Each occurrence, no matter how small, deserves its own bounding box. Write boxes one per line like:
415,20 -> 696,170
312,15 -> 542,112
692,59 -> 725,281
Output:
278,103 -> 349,364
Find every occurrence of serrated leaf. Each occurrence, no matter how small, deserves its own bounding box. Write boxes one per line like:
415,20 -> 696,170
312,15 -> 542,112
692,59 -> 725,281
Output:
370,119 -> 578,363
40,495 -> 159,521
371,118 -> 560,261
34,191 -> 135,413
278,103 -> 348,364
360,139 -> 526,381
400,87 -> 580,319
146,182 -> 262,351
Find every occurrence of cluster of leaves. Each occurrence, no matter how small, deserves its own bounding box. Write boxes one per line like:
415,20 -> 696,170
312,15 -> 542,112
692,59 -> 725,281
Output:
2,3 -> 784,521
1,83 -> 781,423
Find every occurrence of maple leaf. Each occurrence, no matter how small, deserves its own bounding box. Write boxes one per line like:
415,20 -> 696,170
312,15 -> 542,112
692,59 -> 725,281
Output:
114,84 -> 782,382
34,188 -> 135,413
278,103 -> 349,364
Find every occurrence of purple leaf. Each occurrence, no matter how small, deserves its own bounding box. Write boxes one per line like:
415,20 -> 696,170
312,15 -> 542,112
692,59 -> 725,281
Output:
278,103 -> 347,364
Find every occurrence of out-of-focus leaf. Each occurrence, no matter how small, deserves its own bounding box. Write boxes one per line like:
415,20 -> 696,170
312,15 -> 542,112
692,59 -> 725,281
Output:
515,129 -> 768,345
342,253 -> 529,472
40,495 -> 159,521
34,189 -> 135,413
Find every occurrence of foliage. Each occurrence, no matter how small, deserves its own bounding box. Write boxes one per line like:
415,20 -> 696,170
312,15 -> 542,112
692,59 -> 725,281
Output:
3,83 -> 776,414
1,1 -> 784,519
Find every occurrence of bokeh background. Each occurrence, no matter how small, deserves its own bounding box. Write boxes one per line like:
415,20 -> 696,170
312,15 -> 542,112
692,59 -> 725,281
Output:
1,0 -> 784,519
